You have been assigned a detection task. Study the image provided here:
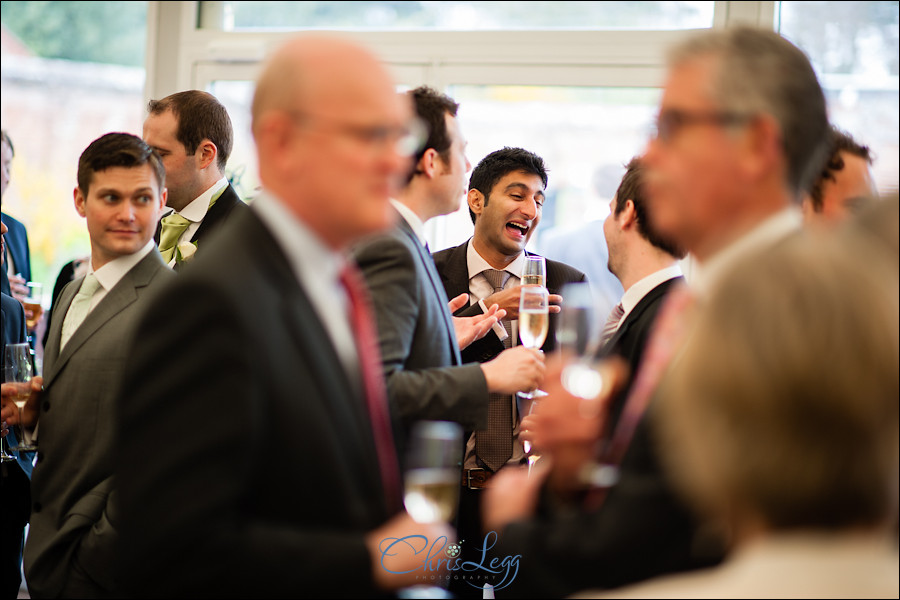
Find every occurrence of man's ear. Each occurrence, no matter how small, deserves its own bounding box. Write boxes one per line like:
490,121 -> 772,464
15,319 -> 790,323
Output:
619,199 -> 638,230
740,113 -> 781,183
197,139 -> 218,171
417,148 -> 439,179
467,188 -> 484,219
74,187 -> 87,217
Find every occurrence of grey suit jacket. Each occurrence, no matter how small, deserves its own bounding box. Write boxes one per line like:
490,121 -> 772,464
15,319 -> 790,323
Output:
351,213 -> 489,455
24,250 -> 173,599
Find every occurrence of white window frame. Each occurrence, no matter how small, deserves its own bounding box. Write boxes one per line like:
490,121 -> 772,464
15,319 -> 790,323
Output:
144,1 -> 777,100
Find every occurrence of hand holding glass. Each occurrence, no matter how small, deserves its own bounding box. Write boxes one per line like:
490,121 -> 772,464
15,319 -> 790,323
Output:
3,343 -> 36,452
403,420 -> 463,523
517,286 -> 549,401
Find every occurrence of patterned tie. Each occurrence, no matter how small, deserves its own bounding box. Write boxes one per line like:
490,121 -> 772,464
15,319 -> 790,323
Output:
158,212 -> 192,263
340,263 -> 402,511
600,302 -> 625,347
60,273 -> 102,350
475,268 -> 514,471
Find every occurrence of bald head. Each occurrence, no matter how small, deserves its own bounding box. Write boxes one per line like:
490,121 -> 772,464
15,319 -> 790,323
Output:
251,35 -> 410,249
252,36 -> 397,136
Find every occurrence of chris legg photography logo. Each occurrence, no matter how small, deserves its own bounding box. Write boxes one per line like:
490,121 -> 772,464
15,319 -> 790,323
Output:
378,531 -> 521,591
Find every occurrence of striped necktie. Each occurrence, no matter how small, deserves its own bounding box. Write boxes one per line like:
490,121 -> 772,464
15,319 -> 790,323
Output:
600,302 -> 625,347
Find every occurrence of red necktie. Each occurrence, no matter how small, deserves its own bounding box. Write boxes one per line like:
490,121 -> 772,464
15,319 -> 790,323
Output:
340,263 -> 402,512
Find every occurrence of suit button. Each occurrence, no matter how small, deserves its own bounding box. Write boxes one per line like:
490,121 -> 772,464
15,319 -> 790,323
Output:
42,401 -> 50,411
33,502 -> 42,512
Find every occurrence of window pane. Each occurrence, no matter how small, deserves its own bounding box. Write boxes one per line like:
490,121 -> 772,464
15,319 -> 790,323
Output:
779,1 -> 900,194
219,1 -> 714,31
1,3 -> 148,323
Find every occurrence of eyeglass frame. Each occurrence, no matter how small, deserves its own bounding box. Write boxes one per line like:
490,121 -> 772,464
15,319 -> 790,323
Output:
285,109 -> 427,157
650,109 -> 755,144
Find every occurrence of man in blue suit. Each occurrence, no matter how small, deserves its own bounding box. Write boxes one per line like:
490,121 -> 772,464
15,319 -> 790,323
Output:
1,218 -> 33,599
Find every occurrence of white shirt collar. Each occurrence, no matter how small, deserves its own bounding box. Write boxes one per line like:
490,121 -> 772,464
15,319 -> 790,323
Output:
693,206 -> 803,296
90,240 -> 156,292
390,198 -> 427,247
465,238 -> 527,281
169,177 -> 229,223
620,264 -> 683,317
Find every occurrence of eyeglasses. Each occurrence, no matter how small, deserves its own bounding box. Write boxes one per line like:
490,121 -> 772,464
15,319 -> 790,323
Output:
287,110 -> 427,157
650,109 -> 753,143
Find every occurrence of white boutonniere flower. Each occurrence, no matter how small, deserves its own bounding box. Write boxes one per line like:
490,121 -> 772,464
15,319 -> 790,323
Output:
175,241 -> 198,264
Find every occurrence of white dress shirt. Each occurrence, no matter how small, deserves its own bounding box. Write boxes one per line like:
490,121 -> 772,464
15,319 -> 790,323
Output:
161,177 -> 229,267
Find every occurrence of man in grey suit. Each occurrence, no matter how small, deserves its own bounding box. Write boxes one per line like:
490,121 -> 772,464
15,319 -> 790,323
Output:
1,132 -> 173,598
351,87 -> 546,464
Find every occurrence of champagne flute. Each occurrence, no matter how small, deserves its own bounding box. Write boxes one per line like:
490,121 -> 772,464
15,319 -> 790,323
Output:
0,424 -> 15,462
3,343 -> 37,452
557,282 -> 605,404
517,285 -> 549,401
403,420 -> 463,523
517,394 -> 542,475
24,282 -> 44,332
556,283 -> 622,489
522,255 -> 546,288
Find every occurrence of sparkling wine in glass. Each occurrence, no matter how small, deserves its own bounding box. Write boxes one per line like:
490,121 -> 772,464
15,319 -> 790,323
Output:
517,286 -> 549,401
557,282 -> 605,402
522,255 -> 546,288
403,420 -> 463,523
3,343 -> 36,452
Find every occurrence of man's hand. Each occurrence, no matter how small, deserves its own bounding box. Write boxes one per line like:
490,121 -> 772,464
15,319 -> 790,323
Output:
482,285 -> 563,321
482,464 -> 546,534
448,294 -> 508,350
7,273 -> 29,301
0,376 -> 43,429
521,355 -> 627,492
365,512 -> 455,590
481,346 -> 545,395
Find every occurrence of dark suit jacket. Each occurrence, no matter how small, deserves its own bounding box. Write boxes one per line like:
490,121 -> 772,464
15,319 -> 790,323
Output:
24,250 -> 174,599
117,208 -> 395,598
493,275 -> 722,597
351,214 -> 489,461
153,183 -> 248,270
601,276 -> 683,430
1,212 -> 31,284
431,240 -> 587,364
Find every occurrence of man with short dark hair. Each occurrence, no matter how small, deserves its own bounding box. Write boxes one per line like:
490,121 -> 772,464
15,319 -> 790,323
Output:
432,146 -> 585,596
143,90 -> 247,268
1,132 -> 173,598
802,125 -> 877,224
352,89 -> 545,467
599,156 -> 685,427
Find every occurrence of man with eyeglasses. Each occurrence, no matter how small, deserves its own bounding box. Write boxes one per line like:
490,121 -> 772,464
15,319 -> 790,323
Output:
481,26 -> 831,598
351,86 -> 546,470
116,38 -> 455,597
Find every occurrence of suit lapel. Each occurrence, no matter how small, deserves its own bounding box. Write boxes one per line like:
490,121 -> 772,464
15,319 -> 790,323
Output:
605,276 -> 683,351
44,253 -> 164,387
247,215 -> 383,487
440,242 -> 472,306
192,184 -> 243,244
396,219 -> 461,364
